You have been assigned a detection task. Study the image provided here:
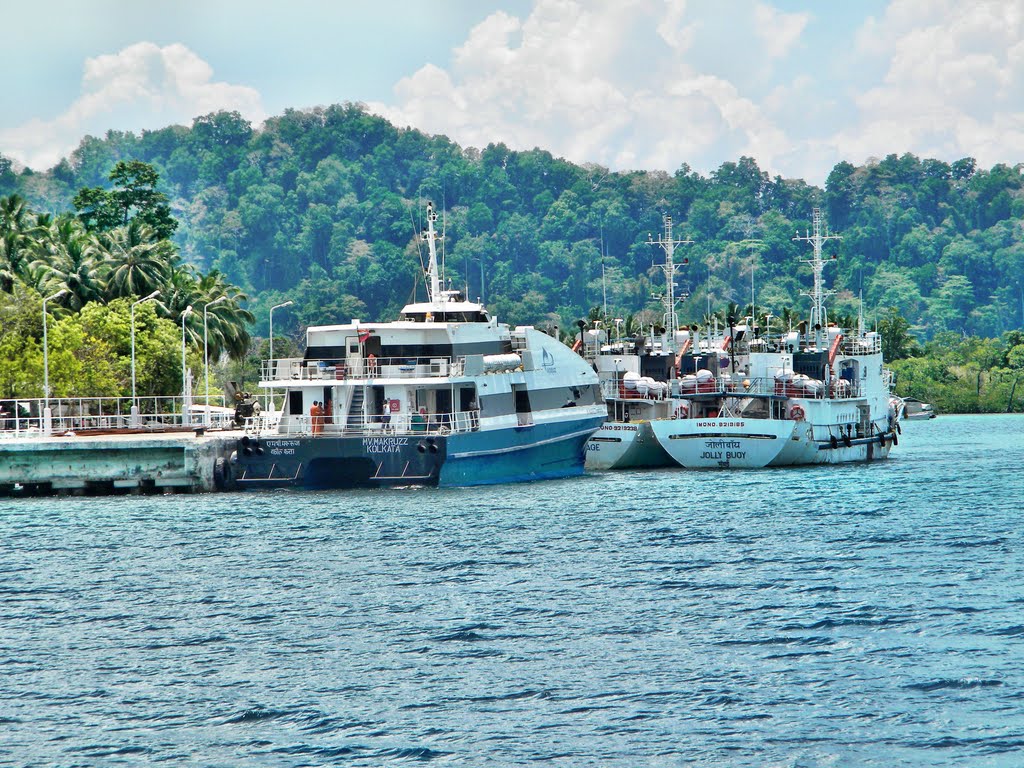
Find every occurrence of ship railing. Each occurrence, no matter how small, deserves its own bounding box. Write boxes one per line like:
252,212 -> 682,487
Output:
259,408 -> 481,437
264,356 -> 464,381
0,395 -> 233,437
677,376 -> 774,397
882,368 -> 896,391
676,376 -> 865,400
601,379 -> 671,400
839,335 -> 882,355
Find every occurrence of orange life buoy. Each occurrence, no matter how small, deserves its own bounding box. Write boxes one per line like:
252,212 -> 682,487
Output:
790,405 -> 805,421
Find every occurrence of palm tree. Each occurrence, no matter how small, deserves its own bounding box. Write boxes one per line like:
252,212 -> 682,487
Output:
778,306 -> 800,334
32,217 -> 105,310
0,232 -> 23,292
99,220 -> 173,299
0,194 -> 29,234
194,270 -> 253,360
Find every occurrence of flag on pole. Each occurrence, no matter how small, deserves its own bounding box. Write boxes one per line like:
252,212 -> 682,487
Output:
358,330 -> 371,343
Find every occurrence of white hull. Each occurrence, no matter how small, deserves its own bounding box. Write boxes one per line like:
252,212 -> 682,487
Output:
650,409 -> 896,469
585,421 -> 673,470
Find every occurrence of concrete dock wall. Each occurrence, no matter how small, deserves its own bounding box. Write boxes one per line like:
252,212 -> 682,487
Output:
0,431 -> 240,495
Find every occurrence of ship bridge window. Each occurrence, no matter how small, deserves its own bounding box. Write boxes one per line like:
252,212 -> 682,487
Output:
401,311 -> 490,323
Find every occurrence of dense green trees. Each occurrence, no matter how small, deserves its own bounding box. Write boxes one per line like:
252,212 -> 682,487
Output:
2,104 -> 1024,411
0,162 -> 252,399
891,330 -> 1024,414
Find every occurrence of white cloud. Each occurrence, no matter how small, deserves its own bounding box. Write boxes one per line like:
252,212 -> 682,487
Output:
371,0 -> 1024,185
657,0 -> 698,51
753,2 -> 810,59
0,42 -> 264,170
370,0 -> 801,179
836,0 -> 1024,169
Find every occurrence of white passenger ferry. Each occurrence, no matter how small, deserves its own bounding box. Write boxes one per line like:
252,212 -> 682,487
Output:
233,203 -> 606,488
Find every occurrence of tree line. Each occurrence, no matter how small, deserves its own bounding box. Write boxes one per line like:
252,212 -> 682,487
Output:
1,103 -> 1023,410
0,162 -> 251,399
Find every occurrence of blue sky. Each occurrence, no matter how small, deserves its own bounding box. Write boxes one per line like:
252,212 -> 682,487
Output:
2,0 -> 1020,185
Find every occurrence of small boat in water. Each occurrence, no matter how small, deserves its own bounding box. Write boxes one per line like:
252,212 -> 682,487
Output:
902,398 -> 936,420
648,208 -> 900,469
233,203 -> 606,489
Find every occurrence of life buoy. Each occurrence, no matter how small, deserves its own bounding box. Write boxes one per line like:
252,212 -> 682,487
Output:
790,405 -> 805,421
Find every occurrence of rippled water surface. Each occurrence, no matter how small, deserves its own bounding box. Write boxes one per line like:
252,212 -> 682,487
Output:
3,415 -> 1024,766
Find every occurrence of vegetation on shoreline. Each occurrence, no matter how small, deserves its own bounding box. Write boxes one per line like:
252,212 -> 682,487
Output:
1,104 -> 1023,412
0,163 -> 251,399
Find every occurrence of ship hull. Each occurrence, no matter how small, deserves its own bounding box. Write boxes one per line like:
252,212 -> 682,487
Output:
584,421 -> 674,470
650,417 -> 897,469
233,416 -> 605,489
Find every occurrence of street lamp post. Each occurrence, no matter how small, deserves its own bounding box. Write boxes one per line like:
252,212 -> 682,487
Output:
42,289 -> 68,435
268,300 -> 293,412
130,289 -> 160,426
181,306 -> 193,426
203,296 -> 227,426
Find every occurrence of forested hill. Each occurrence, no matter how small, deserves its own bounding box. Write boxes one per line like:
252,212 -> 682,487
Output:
2,103 -> 1023,341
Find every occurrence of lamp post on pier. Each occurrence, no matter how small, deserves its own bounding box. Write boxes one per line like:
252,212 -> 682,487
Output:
130,289 -> 160,426
42,289 -> 68,435
203,296 -> 227,426
181,306 -> 193,426
268,300 -> 293,412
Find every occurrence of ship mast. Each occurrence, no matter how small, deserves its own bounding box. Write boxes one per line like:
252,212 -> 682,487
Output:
648,215 -> 692,345
793,207 -> 840,348
422,201 -> 444,306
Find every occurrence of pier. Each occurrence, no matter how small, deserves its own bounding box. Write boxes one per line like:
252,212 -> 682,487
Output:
0,429 -> 240,496
0,396 -> 246,496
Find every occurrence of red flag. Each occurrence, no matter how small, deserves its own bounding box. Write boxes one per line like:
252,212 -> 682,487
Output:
358,330 -> 371,343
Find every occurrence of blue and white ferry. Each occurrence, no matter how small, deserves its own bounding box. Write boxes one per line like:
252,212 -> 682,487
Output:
234,203 -> 606,489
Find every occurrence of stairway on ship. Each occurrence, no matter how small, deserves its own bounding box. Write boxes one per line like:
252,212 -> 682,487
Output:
345,388 -> 365,433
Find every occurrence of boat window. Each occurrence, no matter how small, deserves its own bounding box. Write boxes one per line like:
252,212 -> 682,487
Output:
288,390 -> 304,415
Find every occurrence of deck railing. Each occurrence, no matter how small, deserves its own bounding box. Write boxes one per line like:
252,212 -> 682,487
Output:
263,356 -> 464,382
677,375 -> 864,399
0,395 -> 235,437
248,408 -> 481,438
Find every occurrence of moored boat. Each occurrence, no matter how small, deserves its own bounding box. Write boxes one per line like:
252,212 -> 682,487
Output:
648,208 -> 900,469
902,397 -> 936,420
583,215 -> 688,470
233,203 -> 606,489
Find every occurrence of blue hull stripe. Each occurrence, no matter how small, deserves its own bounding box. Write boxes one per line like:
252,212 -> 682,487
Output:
449,424 -> 602,459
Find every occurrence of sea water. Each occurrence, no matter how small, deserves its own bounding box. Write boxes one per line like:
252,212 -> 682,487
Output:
2,415 -> 1023,766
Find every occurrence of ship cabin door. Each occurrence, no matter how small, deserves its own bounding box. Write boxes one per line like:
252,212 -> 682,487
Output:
512,383 -> 533,427
458,387 -> 479,431
345,337 -> 363,377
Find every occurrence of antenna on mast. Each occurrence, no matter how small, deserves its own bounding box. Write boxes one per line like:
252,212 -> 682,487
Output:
648,215 -> 692,347
421,201 -> 443,305
793,207 -> 840,348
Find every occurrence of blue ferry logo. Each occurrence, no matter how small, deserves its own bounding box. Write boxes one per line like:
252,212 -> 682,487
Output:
542,348 -> 555,368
